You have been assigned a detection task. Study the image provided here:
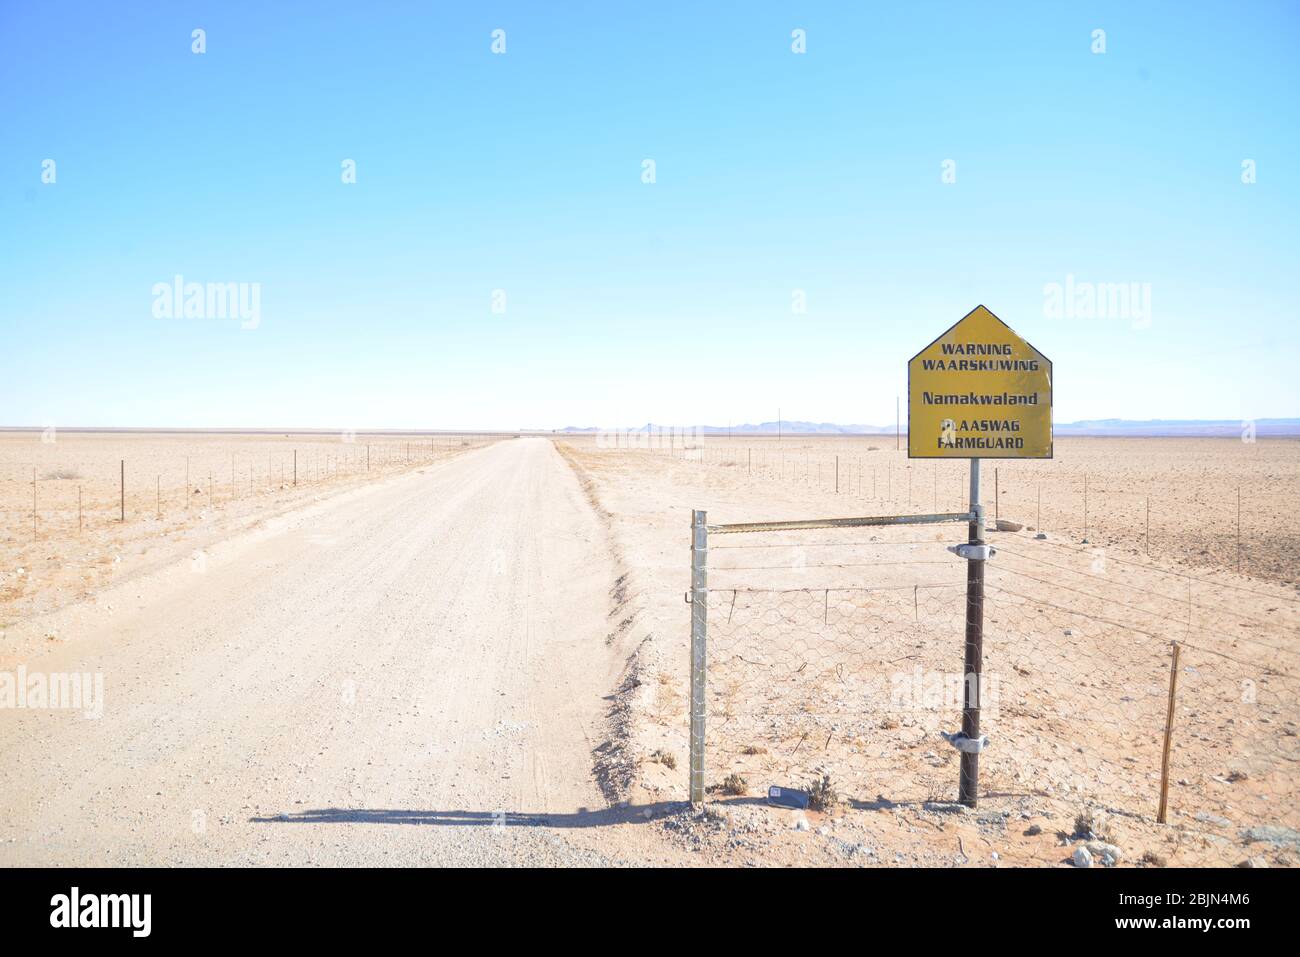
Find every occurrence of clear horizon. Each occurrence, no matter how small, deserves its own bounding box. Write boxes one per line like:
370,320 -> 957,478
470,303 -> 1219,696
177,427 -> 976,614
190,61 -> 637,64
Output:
3,2 -> 1297,430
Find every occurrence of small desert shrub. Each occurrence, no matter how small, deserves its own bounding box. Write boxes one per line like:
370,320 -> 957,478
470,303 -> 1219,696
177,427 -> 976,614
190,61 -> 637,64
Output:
1074,806 -> 1114,843
649,748 -> 677,770
41,468 -> 81,481
807,771 -> 839,812
717,773 -> 747,796
740,744 -> 766,756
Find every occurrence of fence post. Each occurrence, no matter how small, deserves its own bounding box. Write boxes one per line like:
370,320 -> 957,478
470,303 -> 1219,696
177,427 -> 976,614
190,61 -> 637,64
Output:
120,460 -> 125,522
1083,472 -> 1089,542
689,509 -> 708,805
1157,640 -> 1181,824
959,458 -> 986,808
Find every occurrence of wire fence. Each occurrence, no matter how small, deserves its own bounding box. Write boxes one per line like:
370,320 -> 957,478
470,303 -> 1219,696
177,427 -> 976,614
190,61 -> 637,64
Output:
653,441 -> 1300,584
1,434 -> 502,616
5,435 -> 498,541
692,514 -> 1300,863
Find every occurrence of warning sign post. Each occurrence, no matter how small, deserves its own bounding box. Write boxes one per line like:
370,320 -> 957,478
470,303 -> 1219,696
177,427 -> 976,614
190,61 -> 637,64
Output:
909,305 -> 1052,806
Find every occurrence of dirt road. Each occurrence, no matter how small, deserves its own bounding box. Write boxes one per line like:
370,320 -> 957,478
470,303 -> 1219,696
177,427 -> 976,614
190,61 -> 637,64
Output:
0,439 -> 637,865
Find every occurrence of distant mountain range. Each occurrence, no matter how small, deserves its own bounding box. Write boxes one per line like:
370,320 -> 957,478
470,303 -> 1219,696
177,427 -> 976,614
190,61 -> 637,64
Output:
1054,418 -> 1300,436
559,418 -> 1300,437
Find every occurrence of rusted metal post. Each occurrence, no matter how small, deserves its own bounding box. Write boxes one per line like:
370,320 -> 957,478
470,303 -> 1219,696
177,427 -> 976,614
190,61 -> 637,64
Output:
959,458 -> 986,808
1157,641 -> 1181,824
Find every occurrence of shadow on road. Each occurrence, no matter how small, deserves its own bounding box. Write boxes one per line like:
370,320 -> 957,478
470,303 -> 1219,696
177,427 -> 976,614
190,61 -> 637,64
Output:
250,802 -> 687,829
249,791 -> 1034,828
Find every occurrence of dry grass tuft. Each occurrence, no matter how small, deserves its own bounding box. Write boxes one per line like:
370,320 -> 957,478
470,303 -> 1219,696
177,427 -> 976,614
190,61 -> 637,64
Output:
807,771 -> 839,812
649,748 -> 677,770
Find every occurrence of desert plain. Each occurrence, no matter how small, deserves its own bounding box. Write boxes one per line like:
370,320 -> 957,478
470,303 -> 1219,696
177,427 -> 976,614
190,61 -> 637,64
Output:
0,430 -> 1296,867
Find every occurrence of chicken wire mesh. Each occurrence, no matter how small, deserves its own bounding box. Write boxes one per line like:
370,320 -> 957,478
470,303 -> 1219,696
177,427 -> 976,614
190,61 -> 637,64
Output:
703,583 -> 968,804
1161,643 -> 1300,862
692,520 -> 1300,861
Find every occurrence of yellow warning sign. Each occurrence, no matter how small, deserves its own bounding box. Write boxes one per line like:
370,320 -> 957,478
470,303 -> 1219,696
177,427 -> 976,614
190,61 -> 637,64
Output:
908,305 -> 1052,459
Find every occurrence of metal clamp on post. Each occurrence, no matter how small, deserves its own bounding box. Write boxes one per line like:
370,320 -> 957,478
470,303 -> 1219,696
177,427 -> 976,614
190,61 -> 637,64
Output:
941,731 -> 990,754
948,543 -> 996,561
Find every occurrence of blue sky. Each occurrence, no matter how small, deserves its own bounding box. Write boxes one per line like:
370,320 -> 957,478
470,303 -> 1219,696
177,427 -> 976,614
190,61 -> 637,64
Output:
2,1 -> 1297,430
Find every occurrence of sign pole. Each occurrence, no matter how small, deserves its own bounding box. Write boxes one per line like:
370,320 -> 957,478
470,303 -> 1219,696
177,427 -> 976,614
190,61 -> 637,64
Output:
905,305 -> 1051,809
959,457 -> 986,808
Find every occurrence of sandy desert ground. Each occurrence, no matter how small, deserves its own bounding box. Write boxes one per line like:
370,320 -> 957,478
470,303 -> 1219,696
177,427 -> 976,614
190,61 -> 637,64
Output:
1,432 -> 1297,867
560,434 -> 1300,867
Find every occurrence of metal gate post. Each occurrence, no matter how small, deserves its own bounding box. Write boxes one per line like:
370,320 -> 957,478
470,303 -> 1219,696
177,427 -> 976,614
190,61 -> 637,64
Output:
959,459 -> 986,807
689,509 -> 708,804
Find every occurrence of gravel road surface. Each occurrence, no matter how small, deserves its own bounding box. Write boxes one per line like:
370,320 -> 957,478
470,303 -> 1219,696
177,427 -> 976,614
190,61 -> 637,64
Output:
0,439 -> 633,866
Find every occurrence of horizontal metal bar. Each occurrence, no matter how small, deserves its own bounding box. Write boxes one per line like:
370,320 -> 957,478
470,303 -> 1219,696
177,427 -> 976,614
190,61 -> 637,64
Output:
707,511 -> 975,534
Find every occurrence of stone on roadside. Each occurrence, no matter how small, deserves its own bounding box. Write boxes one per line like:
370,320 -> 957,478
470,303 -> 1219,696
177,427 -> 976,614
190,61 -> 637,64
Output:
1086,841 -> 1122,867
